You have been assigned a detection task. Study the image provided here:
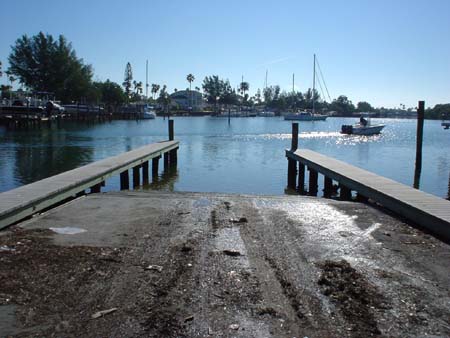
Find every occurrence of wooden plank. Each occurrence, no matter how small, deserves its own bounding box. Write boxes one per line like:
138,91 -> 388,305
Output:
286,149 -> 450,241
0,140 -> 179,229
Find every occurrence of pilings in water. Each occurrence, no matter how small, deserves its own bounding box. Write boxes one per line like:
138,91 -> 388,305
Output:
118,119 -> 178,191
286,123 -> 354,201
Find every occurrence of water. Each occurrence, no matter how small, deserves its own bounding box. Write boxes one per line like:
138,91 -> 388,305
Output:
0,117 -> 449,198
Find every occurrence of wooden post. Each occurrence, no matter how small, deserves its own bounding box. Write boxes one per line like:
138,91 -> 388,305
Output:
169,119 -> 174,141
90,183 -> 102,194
120,170 -> 129,190
414,100 -> 425,189
447,171 -> 450,201
356,193 -> 369,203
170,148 -> 178,167
164,152 -> 169,172
287,159 -> 297,189
297,163 -> 306,194
152,156 -> 160,178
133,166 -> 140,188
323,176 -> 333,198
291,122 -> 298,151
340,185 -> 352,201
287,123 -> 299,190
308,168 -> 318,196
142,161 -> 149,184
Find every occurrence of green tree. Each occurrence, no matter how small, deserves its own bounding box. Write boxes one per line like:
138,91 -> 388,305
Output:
426,103 -> 450,119
95,80 -> 126,107
329,95 -> 355,116
0,84 -> 12,99
123,62 -> 133,98
158,85 -> 171,114
202,75 -> 227,112
303,88 -> 320,110
356,101 -> 374,112
8,32 -> 93,102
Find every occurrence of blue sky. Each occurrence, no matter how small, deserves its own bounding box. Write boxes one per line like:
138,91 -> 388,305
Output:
1,0 -> 449,108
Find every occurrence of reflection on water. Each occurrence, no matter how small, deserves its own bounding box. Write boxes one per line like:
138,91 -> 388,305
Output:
0,117 -> 450,198
144,167 -> 179,192
2,125 -> 94,186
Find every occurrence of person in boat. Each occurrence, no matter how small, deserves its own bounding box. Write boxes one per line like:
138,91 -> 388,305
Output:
360,115 -> 368,126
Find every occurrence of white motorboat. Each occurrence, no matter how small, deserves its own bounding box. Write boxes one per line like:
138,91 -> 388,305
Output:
341,116 -> 385,135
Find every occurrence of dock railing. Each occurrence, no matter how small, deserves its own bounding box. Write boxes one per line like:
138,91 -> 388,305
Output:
0,120 -> 178,230
286,122 -> 450,241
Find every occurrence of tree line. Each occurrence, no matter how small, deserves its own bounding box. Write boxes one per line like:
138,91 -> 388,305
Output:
2,32 -> 449,119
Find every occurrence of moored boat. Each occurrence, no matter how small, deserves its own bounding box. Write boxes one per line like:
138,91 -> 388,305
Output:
142,105 -> 156,119
284,111 -> 327,121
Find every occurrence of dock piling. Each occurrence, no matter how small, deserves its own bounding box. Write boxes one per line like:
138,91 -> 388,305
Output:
133,166 -> 140,188
339,185 -> 352,201
297,163 -> 306,194
163,153 -> 170,172
152,156 -> 160,178
142,161 -> 149,184
90,183 -> 102,194
414,101 -> 425,189
308,168 -> 318,196
287,123 -> 299,189
169,119 -> 174,141
120,170 -> 130,190
323,176 -> 333,198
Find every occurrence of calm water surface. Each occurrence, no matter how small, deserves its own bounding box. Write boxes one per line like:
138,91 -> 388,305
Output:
0,117 -> 449,198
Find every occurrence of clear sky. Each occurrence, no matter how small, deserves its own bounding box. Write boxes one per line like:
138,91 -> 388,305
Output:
1,0 -> 450,108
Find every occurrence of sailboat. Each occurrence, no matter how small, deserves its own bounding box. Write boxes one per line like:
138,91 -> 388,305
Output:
284,54 -> 328,121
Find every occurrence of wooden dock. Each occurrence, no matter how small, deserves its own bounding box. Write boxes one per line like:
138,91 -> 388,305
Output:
0,139 -> 179,230
286,148 -> 450,241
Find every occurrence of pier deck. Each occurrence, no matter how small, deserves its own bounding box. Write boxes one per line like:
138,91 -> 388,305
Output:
0,140 -> 178,229
1,191 -> 449,337
286,149 -> 450,241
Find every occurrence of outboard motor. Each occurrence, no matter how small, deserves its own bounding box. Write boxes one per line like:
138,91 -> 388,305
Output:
341,125 -> 353,134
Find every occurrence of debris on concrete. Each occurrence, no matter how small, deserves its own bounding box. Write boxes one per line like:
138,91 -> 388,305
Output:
229,323 -> 239,330
222,249 -> 241,257
50,227 -> 87,235
184,315 -> 194,322
0,245 -> 15,252
144,264 -> 163,272
91,308 -> 118,319
229,217 -> 248,223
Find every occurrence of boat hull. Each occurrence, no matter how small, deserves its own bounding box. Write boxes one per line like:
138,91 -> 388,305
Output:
142,112 -> 156,119
284,114 -> 327,121
341,124 -> 385,135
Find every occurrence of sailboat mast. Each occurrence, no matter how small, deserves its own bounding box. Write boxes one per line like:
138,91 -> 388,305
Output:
292,73 -> 295,94
312,54 -> 316,115
145,60 -> 148,99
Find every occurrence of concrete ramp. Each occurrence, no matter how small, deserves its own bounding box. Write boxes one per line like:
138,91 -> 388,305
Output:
1,191 -> 450,337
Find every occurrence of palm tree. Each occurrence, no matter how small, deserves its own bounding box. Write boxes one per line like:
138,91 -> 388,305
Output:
186,74 -> 195,110
239,81 -> 249,112
151,84 -> 160,100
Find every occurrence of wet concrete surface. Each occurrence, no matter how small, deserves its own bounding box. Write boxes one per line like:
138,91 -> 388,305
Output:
1,191 -> 450,337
